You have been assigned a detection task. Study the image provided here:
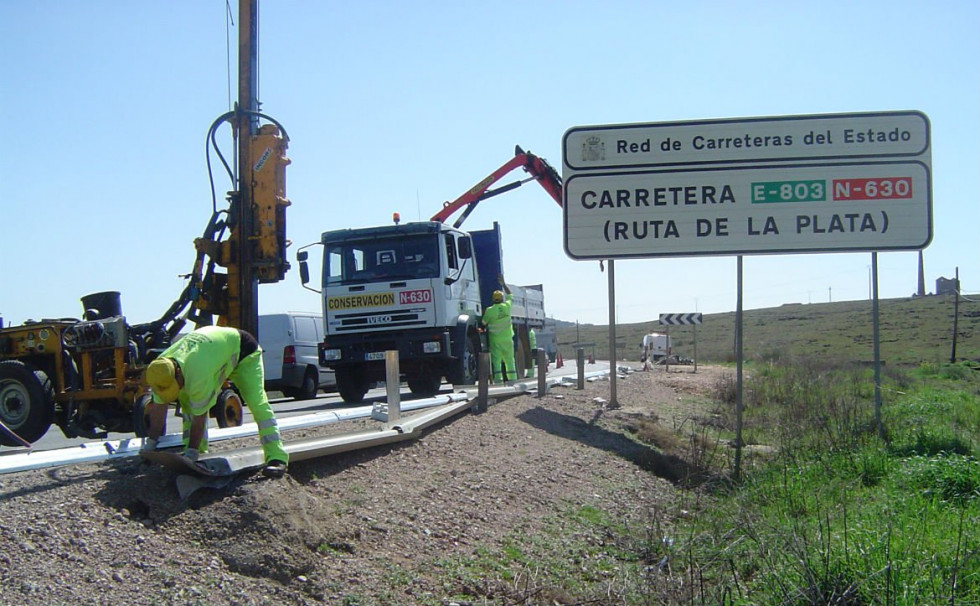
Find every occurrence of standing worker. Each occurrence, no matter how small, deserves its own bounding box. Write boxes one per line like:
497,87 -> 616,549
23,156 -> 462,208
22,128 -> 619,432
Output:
526,327 -> 537,378
481,276 -> 516,383
141,325 -> 289,478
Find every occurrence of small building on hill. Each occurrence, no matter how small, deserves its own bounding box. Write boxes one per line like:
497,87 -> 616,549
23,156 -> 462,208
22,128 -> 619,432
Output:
936,276 -> 959,296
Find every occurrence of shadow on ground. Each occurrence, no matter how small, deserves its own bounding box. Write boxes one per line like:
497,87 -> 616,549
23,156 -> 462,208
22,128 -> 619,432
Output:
518,406 -> 694,484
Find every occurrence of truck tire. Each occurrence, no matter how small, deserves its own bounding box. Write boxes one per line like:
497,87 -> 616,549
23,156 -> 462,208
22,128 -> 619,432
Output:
294,367 -> 319,401
215,387 -> 244,428
336,367 -> 369,404
407,374 -> 442,397
448,334 -> 479,387
0,360 -> 55,446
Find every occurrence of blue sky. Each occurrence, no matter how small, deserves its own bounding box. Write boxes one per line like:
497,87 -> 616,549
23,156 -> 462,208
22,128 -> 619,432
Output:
1,1 -> 977,328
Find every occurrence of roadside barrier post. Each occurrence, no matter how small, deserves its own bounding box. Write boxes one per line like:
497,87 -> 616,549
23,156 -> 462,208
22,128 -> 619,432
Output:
576,347 -> 585,390
385,350 -> 401,425
536,349 -> 547,397
476,352 -> 490,413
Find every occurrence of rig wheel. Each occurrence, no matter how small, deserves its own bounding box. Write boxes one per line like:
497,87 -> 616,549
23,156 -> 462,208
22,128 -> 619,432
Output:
0,360 -> 55,446
215,387 -> 244,428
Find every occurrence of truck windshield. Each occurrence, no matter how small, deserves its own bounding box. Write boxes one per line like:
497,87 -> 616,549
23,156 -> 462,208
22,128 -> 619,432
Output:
324,234 -> 440,285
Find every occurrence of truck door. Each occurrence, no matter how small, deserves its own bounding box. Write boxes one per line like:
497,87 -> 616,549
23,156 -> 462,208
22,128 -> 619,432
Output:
444,232 -> 479,316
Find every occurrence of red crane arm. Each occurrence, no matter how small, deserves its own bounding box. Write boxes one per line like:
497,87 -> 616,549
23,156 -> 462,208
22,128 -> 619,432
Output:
430,145 -> 563,229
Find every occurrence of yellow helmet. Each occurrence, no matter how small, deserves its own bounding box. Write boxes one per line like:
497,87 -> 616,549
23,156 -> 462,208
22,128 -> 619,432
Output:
492,290 -> 504,303
145,358 -> 180,402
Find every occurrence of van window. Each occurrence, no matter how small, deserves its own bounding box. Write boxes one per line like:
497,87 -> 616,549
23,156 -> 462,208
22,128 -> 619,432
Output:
294,316 -> 319,342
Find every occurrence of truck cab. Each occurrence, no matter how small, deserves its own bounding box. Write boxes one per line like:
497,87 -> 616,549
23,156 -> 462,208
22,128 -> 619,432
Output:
313,221 -> 483,402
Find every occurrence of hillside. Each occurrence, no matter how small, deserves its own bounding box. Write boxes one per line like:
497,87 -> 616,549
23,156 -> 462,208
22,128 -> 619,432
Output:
555,294 -> 980,366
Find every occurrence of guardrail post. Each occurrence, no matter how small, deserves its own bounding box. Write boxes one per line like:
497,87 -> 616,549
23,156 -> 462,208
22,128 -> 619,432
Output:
576,347 -> 585,390
385,350 -> 400,425
476,352 -> 490,413
536,349 -> 547,397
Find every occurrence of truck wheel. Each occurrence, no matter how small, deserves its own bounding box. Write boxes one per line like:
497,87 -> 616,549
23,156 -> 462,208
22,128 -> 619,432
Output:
449,334 -> 479,386
336,367 -> 369,404
294,367 -> 319,401
131,393 -> 154,438
215,387 -> 244,428
407,374 -> 442,397
0,360 -> 55,446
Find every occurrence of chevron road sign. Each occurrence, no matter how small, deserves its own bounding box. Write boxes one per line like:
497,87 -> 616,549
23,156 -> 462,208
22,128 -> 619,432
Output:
659,313 -> 702,326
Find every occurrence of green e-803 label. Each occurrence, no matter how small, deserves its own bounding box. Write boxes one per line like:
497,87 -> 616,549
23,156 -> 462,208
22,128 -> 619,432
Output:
751,179 -> 826,203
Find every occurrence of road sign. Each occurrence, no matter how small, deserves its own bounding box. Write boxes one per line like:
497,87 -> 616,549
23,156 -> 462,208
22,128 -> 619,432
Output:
659,313 -> 702,326
564,111 -> 929,170
562,111 -> 932,260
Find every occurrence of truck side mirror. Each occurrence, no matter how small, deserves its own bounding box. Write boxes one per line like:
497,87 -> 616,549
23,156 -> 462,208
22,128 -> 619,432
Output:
458,236 -> 472,259
297,250 -> 310,285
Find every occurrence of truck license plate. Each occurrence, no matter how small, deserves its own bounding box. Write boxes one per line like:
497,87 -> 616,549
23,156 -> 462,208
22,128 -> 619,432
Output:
365,352 -> 386,361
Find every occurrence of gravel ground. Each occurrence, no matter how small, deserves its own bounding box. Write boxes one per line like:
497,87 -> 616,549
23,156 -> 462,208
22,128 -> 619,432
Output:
0,364 -> 731,605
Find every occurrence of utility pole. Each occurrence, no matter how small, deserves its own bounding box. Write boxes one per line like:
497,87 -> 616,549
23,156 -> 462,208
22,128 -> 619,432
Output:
917,251 -> 926,296
951,266 -> 960,363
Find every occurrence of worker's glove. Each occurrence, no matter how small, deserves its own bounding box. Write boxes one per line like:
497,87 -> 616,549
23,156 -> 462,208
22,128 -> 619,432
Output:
183,448 -> 199,462
140,438 -> 159,453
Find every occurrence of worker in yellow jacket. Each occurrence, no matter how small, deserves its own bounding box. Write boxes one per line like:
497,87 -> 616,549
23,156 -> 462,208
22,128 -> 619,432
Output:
526,328 -> 537,378
142,325 -> 288,478
481,276 -> 516,383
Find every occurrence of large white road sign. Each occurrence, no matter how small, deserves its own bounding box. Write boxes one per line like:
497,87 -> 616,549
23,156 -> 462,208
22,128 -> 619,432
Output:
562,111 -> 932,259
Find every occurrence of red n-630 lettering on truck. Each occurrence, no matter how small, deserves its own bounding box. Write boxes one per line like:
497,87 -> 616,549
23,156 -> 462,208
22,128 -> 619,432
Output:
399,289 -> 432,304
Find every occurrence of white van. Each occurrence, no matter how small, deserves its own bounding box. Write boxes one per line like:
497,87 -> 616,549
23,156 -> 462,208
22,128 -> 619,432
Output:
258,312 -> 336,400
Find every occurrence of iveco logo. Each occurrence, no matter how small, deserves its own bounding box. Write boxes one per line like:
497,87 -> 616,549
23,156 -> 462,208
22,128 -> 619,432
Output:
367,315 -> 391,325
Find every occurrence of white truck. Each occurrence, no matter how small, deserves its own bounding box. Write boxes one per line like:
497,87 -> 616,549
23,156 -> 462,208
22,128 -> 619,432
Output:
299,221 -> 545,402
642,332 -> 671,362
296,146 -> 562,403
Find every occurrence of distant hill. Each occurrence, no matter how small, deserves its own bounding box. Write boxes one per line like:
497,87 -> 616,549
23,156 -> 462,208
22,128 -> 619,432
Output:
553,294 -> 979,366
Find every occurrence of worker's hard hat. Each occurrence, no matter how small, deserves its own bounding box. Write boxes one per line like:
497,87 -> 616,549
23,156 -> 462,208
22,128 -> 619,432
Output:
492,290 -> 504,303
146,358 -> 179,402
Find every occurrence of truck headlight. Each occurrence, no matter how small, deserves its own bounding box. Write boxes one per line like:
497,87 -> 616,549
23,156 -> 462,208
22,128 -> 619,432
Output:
322,348 -> 341,361
423,341 -> 441,354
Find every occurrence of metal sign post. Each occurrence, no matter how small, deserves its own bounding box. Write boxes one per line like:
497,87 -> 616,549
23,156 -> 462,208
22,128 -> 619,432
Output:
607,259 -> 618,407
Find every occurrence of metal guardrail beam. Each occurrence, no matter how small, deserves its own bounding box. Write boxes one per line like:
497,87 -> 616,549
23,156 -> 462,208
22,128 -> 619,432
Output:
1,366 -> 614,476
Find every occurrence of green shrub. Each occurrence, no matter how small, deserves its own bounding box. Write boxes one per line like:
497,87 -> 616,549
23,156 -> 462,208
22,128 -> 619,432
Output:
895,454 -> 980,504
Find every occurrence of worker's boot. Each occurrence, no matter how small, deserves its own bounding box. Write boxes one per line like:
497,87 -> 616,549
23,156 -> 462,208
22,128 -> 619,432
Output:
262,460 -> 287,478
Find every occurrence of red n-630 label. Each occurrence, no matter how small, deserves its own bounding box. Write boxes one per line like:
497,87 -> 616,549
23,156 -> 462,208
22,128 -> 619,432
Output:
399,289 -> 432,304
832,177 -> 912,201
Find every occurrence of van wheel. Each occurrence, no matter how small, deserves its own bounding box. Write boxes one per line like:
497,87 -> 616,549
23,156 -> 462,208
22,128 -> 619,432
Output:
0,360 -> 55,446
215,388 -> 244,428
294,367 -> 318,401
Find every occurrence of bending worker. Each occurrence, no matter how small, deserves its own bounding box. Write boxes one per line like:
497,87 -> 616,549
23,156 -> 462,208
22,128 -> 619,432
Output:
142,325 -> 289,478
481,276 -> 516,383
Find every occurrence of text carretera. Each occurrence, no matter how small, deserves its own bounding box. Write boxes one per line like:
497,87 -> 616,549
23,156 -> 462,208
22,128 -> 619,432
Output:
580,184 -> 736,209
